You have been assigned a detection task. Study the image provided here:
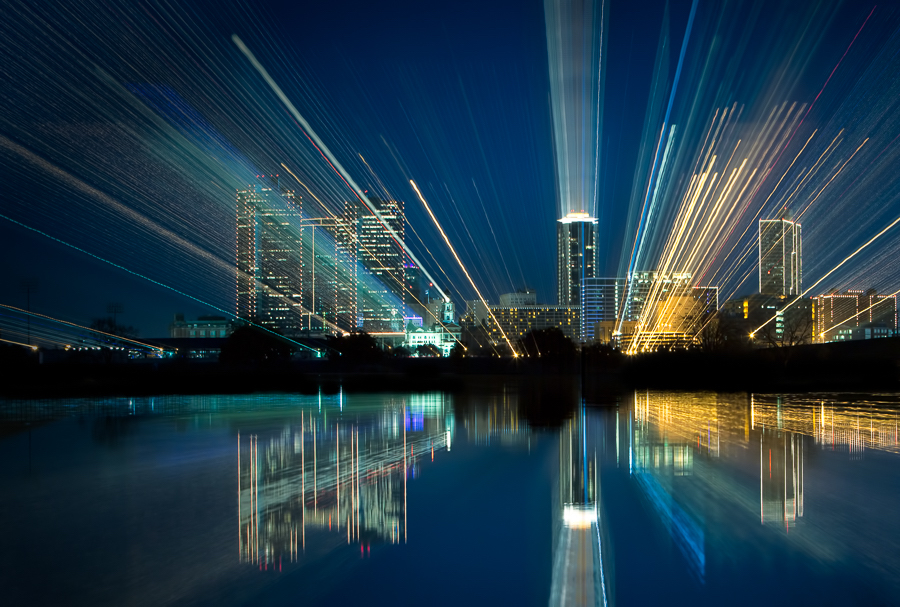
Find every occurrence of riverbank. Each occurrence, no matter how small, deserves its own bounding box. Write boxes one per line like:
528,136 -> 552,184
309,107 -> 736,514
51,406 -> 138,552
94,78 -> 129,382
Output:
2,337 -> 899,400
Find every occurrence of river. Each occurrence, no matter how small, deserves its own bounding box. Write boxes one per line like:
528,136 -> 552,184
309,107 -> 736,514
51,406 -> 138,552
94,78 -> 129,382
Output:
1,388 -> 898,605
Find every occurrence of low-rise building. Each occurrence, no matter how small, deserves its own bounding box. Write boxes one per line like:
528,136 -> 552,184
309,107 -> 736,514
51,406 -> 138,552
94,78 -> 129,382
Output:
404,322 -> 461,356
169,314 -> 234,339
816,289 -> 897,342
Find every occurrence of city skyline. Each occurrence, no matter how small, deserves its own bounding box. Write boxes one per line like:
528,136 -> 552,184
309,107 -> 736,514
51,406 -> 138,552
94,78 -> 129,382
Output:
2,0 -> 900,345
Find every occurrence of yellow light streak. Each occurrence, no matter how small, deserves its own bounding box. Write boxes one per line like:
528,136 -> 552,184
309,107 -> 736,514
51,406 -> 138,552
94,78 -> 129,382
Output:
752,214 -> 900,335
0,303 -> 163,351
410,180 -> 518,356
796,137 -> 868,221
0,337 -> 38,350
818,288 -> 900,339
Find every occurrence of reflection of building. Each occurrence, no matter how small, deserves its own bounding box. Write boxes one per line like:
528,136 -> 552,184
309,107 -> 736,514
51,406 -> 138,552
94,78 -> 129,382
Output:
759,428 -> 803,527
236,181 -> 304,333
557,212 -> 598,306
815,289 -> 897,342
759,217 -> 802,296
550,405 -> 608,606
238,394 -> 452,567
457,390 -> 530,446
752,395 -> 900,456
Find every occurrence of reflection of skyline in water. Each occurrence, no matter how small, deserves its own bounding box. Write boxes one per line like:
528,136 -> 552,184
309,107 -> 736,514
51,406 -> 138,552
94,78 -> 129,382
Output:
752,394 -> 900,456
2,389 -> 900,604
237,393 -> 452,568
459,388 -> 530,447
550,408 -> 609,607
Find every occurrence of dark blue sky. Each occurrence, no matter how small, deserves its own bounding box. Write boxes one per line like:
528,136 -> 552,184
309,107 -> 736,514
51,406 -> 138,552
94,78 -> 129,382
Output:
1,0 -> 897,338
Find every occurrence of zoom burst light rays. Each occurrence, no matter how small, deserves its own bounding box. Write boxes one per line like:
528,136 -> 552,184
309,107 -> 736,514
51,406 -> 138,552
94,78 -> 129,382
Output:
545,0 -> 608,221
0,0 -> 470,336
616,2 -> 900,352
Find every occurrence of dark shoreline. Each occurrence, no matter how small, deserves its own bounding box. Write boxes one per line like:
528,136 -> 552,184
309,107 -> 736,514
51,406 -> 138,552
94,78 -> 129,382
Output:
2,336 -> 899,401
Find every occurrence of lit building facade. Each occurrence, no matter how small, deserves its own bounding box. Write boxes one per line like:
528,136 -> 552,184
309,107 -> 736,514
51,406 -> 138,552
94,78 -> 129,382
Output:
236,181 -> 304,334
815,289 -> 897,342
581,277 -> 624,343
479,305 -> 580,344
169,314 -> 233,339
499,289 -> 537,307
404,322 -> 461,356
358,198 -> 406,332
759,218 -> 802,296
300,204 -> 358,333
558,213 -> 598,307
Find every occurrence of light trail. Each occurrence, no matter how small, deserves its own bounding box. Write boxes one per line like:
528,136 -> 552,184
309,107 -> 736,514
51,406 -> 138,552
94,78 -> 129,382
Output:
752,214 -> 900,337
0,337 -> 38,351
796,138 -> 869,221
818,288 -> 900,340
281,164 -> 464,349
232,34 -> 450,304
0,211 -> 321,353
0,303 -> 162,351
410,180 -> 518,356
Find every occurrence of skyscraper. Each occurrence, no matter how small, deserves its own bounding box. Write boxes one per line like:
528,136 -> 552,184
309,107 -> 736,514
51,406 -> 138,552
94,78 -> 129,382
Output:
300,200 -> 358,332
358,197 -> 406,332
759,218 -> 802,296
236,180 -> 303,334
557,212 -> 598,307
580,277 -> 624,343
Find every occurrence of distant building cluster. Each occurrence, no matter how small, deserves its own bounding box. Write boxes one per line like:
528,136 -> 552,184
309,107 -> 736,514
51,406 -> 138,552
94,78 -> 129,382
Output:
228,176 -> 896,356
554,208 -> 895,351
234,176 -> 447,342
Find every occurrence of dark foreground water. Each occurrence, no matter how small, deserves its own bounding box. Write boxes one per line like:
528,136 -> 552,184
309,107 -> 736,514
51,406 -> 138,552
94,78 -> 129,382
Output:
1,388 -> 899,606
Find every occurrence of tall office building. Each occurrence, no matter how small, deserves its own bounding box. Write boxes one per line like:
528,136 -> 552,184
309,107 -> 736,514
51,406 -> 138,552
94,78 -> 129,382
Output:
358,197 -> 406,332
581,277 -> 624,343
301,201 -> 358,332
557,212 -> 598,306
759,218 -> 802,296
236,180 -> 303,334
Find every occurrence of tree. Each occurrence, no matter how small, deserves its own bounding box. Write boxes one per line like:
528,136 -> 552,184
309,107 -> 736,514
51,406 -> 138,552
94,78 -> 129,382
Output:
415,343 -> 442,357
449,343 -> 465,359
219,326 -> 294,365
695,314 -> 748,352
518,327 -> 576,361
327,331 -> 382,363
756,307 -> 815,348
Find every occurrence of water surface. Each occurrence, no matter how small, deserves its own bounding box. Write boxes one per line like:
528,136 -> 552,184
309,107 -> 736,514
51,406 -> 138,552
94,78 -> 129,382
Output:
1,389 -> 898,605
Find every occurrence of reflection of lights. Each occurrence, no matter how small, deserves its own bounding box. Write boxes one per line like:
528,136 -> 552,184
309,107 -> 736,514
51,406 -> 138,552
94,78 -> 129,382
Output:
563,504 -> 597,528
237,396 -> 452,569
752,396 -> 900,455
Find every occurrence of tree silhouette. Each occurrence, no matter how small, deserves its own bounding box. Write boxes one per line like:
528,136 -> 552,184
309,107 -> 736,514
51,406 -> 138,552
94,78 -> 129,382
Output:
327,331 -> 382,363
518,327 -> 576,361
219,326 -> 294,365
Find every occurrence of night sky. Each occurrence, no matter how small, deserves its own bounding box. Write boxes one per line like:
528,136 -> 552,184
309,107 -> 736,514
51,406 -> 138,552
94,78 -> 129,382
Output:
1,0 -> 899,339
